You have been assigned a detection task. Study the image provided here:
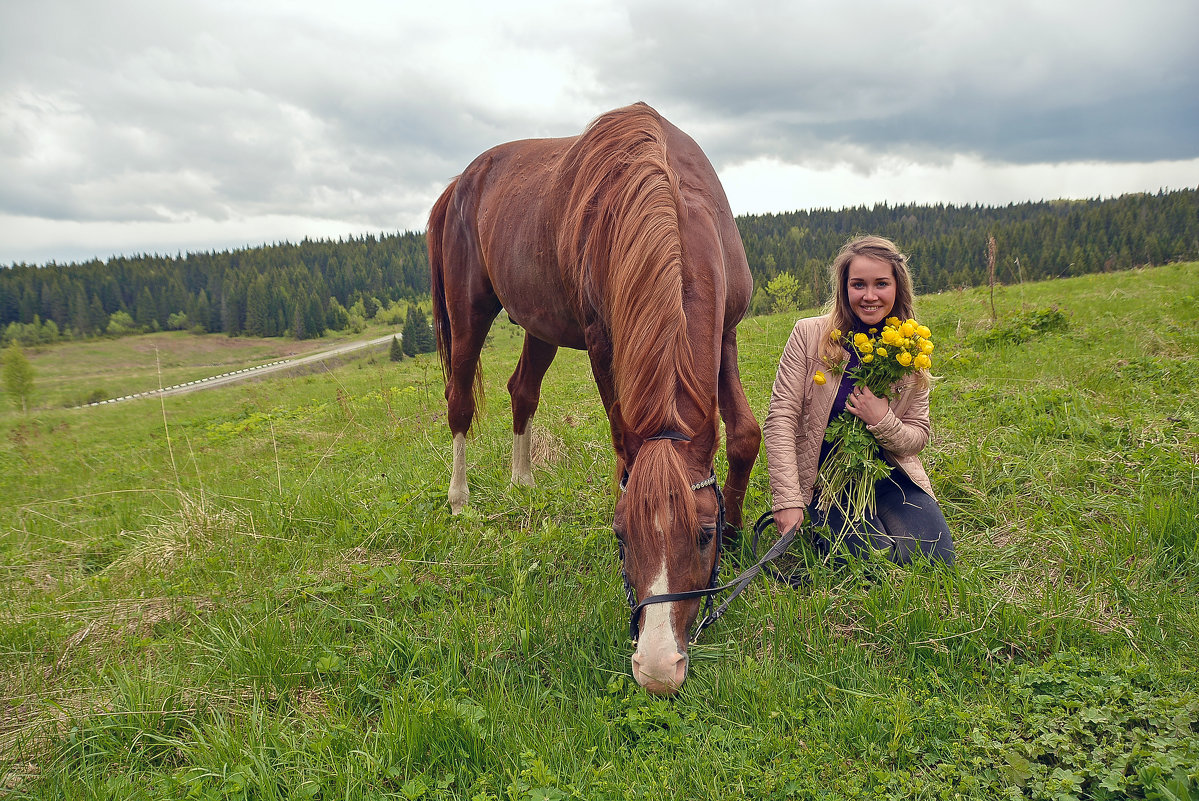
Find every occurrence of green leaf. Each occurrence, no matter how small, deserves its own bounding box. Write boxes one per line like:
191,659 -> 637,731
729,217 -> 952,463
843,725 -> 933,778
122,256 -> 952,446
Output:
1002,753 -> 1033,787
313,654 -> 342,674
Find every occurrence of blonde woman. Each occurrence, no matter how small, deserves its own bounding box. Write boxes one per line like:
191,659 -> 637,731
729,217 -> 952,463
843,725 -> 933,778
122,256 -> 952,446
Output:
764,235 -> 954,565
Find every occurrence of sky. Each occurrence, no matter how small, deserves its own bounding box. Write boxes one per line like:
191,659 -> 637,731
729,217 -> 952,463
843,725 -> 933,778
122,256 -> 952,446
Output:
2,0 -> 1197,266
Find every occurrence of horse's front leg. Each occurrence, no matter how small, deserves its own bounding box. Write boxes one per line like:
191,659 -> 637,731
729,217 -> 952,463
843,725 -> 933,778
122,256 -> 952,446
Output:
507,334 -> 558,486
584,324 -> 626,477
717,328 -> 761,530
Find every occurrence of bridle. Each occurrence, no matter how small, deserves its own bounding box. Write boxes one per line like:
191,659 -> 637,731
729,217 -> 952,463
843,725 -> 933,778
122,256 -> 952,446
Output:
617,430 -> 802,644
618,467 -> 725,643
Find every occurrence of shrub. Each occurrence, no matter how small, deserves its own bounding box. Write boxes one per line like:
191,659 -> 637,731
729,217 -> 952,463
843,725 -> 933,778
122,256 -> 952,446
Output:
970,306 -> 1069,347
106,310 -> 139,337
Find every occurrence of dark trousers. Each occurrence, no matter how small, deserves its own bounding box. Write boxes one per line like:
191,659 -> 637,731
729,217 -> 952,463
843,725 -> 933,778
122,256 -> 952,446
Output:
810,469 -> 955,567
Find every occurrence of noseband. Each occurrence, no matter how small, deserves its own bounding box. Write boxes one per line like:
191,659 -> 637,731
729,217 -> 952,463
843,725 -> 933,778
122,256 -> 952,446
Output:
617,431 -> 802,644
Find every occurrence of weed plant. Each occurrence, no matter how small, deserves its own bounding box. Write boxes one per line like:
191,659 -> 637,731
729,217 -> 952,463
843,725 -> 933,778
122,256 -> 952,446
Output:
1,263 -> 1196,799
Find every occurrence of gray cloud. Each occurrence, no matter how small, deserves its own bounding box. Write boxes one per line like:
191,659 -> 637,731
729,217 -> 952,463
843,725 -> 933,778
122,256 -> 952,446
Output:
1,0 -> 1196,264
593,0 -> 1199,167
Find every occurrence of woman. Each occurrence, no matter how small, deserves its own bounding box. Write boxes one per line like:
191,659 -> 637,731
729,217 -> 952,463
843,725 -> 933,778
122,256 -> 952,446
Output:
764,235 -> 955,566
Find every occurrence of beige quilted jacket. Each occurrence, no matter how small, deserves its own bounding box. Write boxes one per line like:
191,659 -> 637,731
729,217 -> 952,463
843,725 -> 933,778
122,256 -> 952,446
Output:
764,314 -> 935,514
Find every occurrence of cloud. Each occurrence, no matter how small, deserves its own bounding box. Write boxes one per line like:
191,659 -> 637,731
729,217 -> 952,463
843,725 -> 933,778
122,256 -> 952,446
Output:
0,0 -> 1196,264
591,0 -> 1199,167
720,154 -> 1199,217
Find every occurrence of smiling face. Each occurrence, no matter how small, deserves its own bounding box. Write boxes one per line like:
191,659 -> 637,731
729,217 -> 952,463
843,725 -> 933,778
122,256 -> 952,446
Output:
846,255 -> 897,326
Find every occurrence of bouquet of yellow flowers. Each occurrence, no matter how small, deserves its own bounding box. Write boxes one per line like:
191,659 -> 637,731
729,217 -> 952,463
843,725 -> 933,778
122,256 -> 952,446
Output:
814,316 -> 934,523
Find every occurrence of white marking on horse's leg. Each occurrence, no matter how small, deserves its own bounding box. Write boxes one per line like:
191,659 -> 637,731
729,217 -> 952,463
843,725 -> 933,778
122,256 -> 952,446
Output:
511,430 -> 534,486
449,433 -> 469,515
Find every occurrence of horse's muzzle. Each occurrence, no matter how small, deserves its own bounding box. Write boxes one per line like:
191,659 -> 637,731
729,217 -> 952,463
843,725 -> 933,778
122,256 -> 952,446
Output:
631,648 -> 688,695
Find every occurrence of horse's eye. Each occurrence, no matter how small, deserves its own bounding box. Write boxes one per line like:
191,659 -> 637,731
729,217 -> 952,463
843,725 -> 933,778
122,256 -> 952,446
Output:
699,525 -> 717,549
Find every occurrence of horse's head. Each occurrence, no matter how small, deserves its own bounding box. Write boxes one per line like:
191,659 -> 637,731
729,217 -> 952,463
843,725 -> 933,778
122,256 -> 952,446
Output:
615,431 -> 722,695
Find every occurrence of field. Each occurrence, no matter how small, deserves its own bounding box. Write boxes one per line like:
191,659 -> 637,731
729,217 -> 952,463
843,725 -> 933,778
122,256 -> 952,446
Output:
13,324 -> 403,410
2,263 -> 1197,799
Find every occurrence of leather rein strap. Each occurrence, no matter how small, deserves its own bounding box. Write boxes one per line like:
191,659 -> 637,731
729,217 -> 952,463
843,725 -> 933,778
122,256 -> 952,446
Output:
628,510 -> 801,643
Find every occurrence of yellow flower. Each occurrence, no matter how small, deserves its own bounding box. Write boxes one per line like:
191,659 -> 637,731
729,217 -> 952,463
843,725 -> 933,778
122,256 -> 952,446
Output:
886,316 -> 901,328
813,370 -> 826,385
861,344 -> 873,354
876,346 -> 887,358
853,332 -> 870,348
900,321 -> 917,337
920,340 -> 934,355
914,354 -> 931,370
896,350 -> 913,366
916,325 -> 931,338
830,328 -> 842,342
862,354 -> 874,363
869,327 -> 878,334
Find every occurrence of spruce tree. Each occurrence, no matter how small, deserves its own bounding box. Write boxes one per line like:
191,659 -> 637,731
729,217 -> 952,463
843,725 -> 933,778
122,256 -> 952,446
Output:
389,335 -> 403,362
402,307 -> 436,356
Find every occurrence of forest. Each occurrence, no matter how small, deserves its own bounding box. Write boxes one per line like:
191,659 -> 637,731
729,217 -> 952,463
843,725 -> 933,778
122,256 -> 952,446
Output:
1,188 -> 1196,344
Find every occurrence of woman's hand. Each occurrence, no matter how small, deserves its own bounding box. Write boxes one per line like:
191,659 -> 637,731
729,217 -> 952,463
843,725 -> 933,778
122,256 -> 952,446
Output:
845,385 -> 889,426
774,507 -> 804,536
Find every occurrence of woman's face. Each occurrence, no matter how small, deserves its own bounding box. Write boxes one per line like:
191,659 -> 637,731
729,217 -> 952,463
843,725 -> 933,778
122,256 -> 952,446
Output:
846,256 -> 896,326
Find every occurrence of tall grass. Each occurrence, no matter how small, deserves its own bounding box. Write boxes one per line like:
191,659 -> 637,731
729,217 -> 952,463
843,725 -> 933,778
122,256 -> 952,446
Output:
1,264 -> 1196,799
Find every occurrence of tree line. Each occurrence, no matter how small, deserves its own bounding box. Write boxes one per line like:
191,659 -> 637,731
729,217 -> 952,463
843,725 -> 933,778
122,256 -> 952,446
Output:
2,188 -> 1196,345
739,188 -> 1199,314
1,233 -> 429,345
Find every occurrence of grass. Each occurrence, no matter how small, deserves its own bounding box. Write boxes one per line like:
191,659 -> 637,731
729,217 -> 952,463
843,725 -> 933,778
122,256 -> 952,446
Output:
1,263 -> 1197,799
16,321 -> 404,409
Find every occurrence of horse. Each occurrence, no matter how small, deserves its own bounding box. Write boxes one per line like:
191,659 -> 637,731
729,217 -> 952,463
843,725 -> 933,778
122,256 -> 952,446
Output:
426,102 -> 761,694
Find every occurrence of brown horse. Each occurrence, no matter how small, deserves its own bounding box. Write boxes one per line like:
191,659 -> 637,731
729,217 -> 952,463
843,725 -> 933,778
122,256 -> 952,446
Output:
427,102 -> 760,694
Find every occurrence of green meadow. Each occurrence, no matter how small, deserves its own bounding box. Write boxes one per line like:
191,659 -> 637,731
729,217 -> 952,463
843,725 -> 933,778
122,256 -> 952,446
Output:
2,263 -> 1197,800
11,324 -> 400,411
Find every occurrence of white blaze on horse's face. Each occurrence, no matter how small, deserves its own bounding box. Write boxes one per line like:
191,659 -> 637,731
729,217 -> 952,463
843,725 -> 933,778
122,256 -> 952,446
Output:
630,514 -> 689,695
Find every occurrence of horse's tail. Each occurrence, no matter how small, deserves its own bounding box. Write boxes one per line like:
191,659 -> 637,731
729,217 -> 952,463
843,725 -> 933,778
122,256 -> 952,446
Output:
427,178 -> 457,386
427,177 -> 485,425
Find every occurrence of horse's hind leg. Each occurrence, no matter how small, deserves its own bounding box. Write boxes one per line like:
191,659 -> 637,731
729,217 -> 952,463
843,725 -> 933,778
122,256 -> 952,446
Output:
508,333 -> 558,486
445,305 -> 500,514
717,329 -> 761,531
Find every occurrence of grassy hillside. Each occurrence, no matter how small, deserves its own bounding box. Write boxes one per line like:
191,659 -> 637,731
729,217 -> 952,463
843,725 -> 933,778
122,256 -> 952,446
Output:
9,321 -> 405,410
2,263 -> 1197,799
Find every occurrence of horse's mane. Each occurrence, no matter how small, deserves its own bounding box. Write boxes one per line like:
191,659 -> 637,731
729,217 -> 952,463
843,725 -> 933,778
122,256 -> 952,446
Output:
557,102 -> 705,439
557,103 -> 708,549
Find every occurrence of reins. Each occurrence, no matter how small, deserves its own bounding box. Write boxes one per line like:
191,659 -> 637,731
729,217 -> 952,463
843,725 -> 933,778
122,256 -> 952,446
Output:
618,430 -> 803,644
625,510 -> 801,644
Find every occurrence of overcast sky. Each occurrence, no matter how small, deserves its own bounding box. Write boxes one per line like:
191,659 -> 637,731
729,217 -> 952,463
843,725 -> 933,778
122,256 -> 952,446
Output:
2,0 -> 1197,266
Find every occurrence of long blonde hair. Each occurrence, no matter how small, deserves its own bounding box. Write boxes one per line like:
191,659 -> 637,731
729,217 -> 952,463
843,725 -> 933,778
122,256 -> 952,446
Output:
819,235 -> 928,390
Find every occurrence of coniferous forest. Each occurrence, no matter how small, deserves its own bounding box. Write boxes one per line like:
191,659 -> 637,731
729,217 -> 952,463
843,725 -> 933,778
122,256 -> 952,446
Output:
1,188 -> 1196,344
